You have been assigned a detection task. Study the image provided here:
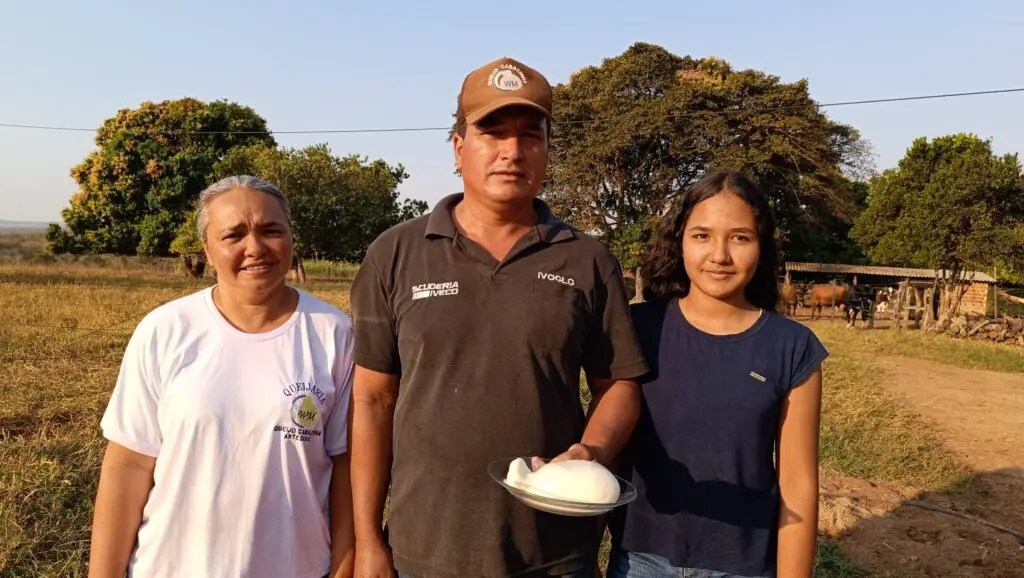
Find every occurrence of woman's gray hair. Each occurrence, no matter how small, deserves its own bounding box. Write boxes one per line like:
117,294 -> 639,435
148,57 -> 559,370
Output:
196,175 -> 291,243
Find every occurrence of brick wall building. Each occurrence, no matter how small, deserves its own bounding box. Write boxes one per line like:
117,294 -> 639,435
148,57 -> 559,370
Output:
784,263 -> 997,317
960,281 -> 990,314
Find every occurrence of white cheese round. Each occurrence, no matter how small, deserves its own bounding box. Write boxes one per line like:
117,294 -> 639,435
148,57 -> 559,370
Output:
505,458 -> 620,504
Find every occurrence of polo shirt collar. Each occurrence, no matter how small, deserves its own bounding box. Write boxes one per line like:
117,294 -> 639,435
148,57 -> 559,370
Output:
425,193 -> 575,244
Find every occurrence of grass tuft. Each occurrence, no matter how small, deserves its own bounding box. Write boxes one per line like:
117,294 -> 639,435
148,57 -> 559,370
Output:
818,354 -> 970,490
813,540 -> 873,577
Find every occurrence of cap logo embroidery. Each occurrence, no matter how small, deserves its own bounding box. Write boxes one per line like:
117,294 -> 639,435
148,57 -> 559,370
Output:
489,64 -> 527,92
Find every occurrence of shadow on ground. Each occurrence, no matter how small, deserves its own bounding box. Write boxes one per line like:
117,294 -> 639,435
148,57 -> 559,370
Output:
822,468 -> 1024,577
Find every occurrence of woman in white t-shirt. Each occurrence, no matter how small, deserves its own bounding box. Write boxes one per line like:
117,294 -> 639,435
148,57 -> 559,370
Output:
88,176 -> 355,578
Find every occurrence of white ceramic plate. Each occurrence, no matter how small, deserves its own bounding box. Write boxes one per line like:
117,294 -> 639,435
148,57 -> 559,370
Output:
487,457 -> 637,517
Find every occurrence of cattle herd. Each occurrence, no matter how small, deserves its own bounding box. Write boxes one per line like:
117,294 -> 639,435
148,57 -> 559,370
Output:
778,281 -> 895,327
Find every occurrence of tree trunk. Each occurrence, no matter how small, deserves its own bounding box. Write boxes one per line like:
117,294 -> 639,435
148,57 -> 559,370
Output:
936,267 -> 968,320
291,255 -> 307,284
921,278 -> 937,331
633,266 -> 644,303
181,255 -> 203,279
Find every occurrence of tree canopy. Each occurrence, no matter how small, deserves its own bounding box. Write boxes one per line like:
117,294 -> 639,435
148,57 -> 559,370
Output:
172,143 -> 425,264
853,133 -> 1024,274
46,98 -> 274,256
540,43 -> 873,270
852,133 -> 1024,315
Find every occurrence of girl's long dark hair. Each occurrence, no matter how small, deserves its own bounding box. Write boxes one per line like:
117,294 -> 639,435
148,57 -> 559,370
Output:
641,170 -> 779,310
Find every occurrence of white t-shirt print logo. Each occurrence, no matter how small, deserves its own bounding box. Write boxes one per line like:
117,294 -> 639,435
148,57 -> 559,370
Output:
274,381 -> 327,443
411,281 -> 460,300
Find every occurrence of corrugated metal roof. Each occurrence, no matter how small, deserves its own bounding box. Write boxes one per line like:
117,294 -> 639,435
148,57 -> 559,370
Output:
784,262 -> 996,283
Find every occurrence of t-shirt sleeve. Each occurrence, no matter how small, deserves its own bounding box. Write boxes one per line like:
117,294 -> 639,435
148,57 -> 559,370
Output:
581,258 -> 649,380
99,316 -> 163,457
325,320 -> 355,456
350,250 -> 400,375
789,328 -> 829,390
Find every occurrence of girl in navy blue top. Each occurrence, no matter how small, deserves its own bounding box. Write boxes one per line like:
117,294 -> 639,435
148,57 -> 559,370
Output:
608,171 -> 827,578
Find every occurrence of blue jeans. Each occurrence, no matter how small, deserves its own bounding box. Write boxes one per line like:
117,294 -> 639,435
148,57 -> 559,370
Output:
607,548 -> 774,578
398,559 -> 596,577
400,574 -> 592,578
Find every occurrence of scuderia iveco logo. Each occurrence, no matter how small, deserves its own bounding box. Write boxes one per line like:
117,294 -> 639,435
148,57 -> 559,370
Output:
411,280 -> 459,300
274,381 -> 325,443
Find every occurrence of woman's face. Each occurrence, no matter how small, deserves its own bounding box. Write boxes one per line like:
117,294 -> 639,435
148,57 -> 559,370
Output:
202,188 -> 293,298
681,191 -> 761,304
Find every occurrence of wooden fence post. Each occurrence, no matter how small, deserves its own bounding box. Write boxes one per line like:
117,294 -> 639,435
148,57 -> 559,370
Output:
993,266 -> 998,319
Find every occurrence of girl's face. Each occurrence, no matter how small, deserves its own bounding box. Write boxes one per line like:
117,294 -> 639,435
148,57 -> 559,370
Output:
681,191 -> 761,304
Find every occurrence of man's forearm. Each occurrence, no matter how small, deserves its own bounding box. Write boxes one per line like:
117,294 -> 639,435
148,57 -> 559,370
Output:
350,396 -> 395,543
580,379 -> 640,466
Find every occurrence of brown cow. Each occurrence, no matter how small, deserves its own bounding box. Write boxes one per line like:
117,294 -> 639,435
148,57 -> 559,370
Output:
808,284 -> 850,320
778,284 -> 800,316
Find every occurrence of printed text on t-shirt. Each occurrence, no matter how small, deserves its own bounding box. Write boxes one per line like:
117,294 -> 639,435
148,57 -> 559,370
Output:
411,281 -> 459,300
275,381 -> 326,444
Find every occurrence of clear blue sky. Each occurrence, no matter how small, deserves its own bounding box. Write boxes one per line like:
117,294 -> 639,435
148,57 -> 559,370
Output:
2,0 -> 1022,223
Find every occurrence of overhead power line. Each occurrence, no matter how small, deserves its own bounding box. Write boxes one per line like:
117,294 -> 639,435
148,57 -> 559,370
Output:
1,87 -> 1022,136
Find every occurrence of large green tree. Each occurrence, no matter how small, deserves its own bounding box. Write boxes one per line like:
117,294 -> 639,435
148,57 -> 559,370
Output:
46,98 -> 274,256
541,43 -> 872,275
786,181 -> 870,264
852,133 -> 1024,317
174,143 -> 424,279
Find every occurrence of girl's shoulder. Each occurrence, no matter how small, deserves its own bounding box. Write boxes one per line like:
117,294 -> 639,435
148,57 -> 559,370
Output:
628,297 -> 672,322
628,298 -> 674,338
761,312 -> 830,387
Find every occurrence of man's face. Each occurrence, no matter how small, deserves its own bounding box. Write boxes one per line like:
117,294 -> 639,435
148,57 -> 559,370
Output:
454,106 -> 549,205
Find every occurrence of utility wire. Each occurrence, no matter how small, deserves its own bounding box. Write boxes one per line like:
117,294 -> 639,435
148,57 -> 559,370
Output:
0,87 -> 1022,135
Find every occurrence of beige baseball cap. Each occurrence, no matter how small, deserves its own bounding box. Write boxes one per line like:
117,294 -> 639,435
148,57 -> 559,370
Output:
457,57 -> 553,125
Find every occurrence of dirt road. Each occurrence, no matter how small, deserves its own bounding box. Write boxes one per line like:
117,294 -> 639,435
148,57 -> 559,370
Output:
823,355 -> 1024,577
872,355 -> 1024,476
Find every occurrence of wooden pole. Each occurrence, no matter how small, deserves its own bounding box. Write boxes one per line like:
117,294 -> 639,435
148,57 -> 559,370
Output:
893,279 -> 909,331
993,266 -> 998,319
830,282 -> 836,320
921,286 -> 929,327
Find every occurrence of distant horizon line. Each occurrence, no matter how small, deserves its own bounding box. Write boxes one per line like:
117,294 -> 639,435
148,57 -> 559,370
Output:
0,219 -> 57,228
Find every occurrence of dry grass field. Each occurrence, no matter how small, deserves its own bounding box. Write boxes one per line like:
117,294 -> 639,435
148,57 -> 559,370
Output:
2,234 -> 1022,576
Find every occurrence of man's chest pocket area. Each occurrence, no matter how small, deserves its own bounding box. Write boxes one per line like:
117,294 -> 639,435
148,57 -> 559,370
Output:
526,278 -> 587,351
394,295 -> 468,368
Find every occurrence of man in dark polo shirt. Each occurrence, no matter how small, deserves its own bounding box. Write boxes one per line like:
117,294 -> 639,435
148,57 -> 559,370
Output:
349,56 -> 649,578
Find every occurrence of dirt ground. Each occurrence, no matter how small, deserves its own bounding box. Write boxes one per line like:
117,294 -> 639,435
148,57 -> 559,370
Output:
820,355 -> 1024,577
792,306 -> 899,330
871,356 -> 1024,476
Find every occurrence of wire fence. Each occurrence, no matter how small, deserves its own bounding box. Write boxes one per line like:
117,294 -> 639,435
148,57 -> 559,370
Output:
0,282 -> 196,366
